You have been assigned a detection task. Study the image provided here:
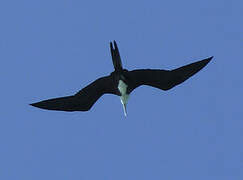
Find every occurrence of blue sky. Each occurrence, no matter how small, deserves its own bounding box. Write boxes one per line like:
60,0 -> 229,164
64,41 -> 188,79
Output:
0,0 -> 242,179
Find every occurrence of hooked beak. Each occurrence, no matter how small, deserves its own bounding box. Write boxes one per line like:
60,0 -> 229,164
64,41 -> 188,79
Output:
122,103 -> 127,117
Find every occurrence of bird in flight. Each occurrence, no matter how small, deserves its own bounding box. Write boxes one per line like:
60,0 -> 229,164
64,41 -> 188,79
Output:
30,41 -> 212,116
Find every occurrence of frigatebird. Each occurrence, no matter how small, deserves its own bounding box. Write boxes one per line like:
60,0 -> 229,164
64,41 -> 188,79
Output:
30,41 -> 212,116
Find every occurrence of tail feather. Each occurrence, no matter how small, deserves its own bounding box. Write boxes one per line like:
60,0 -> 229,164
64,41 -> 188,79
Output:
110,40 -> 123,71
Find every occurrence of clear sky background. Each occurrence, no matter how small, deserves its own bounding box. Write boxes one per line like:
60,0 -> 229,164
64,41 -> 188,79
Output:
0,0 -> 242,179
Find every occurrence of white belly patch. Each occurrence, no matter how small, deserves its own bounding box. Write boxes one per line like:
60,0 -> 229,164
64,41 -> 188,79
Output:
118,80 -> 128,96
118,80 -> 129,116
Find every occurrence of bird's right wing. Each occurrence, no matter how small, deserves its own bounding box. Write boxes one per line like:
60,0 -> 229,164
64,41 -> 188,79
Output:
30,75 -> 117,111
127,56 -> 212,92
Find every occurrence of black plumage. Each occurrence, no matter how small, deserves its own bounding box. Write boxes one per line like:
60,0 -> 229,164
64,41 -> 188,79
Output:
30,41 -> 212,113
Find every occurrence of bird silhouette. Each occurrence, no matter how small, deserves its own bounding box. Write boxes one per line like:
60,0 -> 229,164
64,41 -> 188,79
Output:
30,41 -> 212,116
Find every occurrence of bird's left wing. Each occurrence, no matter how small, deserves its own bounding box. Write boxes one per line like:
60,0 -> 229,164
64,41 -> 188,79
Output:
126,56 -> 212,92
30,75 -> 117,111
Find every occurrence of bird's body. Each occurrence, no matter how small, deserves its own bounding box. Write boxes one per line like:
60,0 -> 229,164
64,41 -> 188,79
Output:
31,41 -> 212,116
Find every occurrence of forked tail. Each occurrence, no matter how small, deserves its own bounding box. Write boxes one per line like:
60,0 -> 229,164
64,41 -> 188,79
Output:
110,40 -> 123,72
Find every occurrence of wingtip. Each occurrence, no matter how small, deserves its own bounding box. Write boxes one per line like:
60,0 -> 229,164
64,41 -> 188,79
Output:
29,103 -> 34,106
205,56 -> 213,64
209,56 -> 214,60
29,102 -> 39,108
201,56 -> 213,65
